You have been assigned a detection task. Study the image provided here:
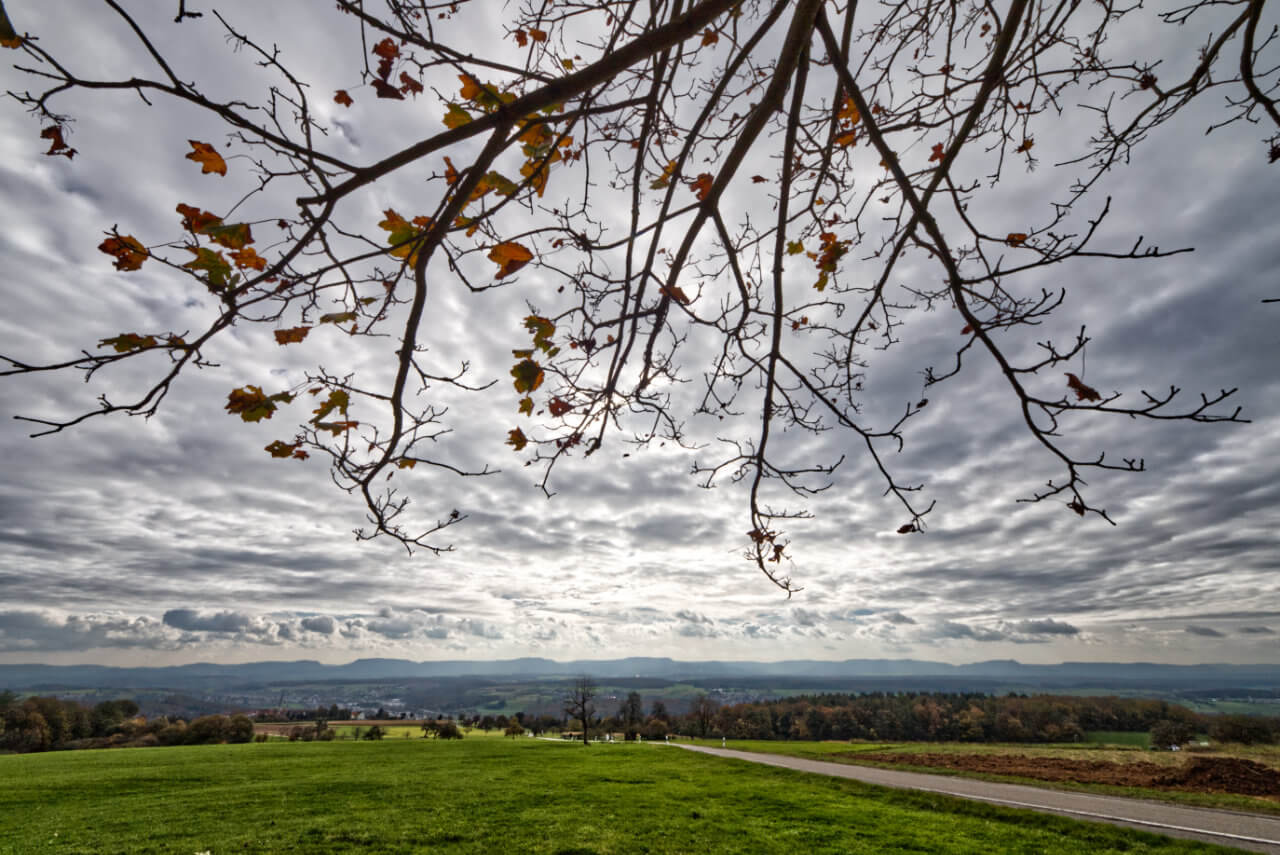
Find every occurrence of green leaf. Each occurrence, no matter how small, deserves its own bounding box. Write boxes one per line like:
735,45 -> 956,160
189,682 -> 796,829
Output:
510,358 -> 544,394
311,389 -> 350,422
320,311 -> 358,325
183,247 -> 233,290
518,396 -> 534,415
99,333 -> 157,353
200,221 -> 254,250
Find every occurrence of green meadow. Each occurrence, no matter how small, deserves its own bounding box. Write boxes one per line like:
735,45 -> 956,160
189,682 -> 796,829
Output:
0,739 -> 1241,854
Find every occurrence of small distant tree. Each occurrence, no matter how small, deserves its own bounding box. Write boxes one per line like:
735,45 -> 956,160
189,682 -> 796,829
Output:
690,695 -> 719,739
563,676 -> 597,747
505,721 -> 526,738
649,701 -> 670,723
1150,719 -> 1196,750
1208,715 -> 1275,745
620,692 -> 645,741
436,721 -> 463,740
363,724 -> 385,740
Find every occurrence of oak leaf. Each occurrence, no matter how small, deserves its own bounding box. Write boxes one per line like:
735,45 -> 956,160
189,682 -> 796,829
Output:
519,396 -> 534,415
311,389 -> 350,421
897,523 -> 916,534
265,440 -> 308,460
274,326 -> 310,345
1065,372 -> 1102,402
319,311 -> 358,325
489,241 -> 534,278
98,235 -> 148,271
751,175 -> 767,183
514,29 -> 528,47
185,140 -> 227,176
373,79 -> 404,100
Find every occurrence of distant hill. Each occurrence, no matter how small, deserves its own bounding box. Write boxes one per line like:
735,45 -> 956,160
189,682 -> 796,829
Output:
5,657 -> 1280,693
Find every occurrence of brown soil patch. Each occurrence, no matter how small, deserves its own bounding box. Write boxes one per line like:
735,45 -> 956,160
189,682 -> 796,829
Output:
846,752 -> 1280,797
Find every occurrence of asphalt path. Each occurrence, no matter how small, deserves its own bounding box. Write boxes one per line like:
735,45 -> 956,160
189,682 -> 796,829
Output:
672,744 -> 1280,853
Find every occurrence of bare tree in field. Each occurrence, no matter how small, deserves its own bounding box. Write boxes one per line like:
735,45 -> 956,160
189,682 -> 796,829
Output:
1,0 -> 1274,591
563,676 -> 597,746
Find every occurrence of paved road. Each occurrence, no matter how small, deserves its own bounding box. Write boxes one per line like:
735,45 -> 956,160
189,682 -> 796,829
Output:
673,744 -> 1280,853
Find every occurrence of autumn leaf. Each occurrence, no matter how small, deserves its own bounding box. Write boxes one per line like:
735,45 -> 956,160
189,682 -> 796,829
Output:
524,315 -> 556,351
334,89 -> 353,107
650,159 -> 678,189
176,203 -> 220,233
548,397 -> 572,417
443,103 -> 473,130
230,246 -> 266,271
315,420 -> 359,436
98,235 -> 148,271
1068,498 -> 1086,516
660,284 -> 691,305
201,221 -> 253,250
458,73 -> 484,101
751,175 -> 767,183
311,388 -> 350,422
1015,137 -> 1034,153
264,439 -> 300,458
507,427 -> 529,451
274,326 -> 310,345
186,140 -> 227,176
489,241 -> 534,278
518,396 -> 534,415
928,142 -> 945,163
396,458 -> 417,469
373,79 -> 404,100
320,311 -> 358,325
837,95 -> 860,124
691,172 -> 713,201
1006,232 -> 1028,247
99,333 -> 157,352
40,126 -> 76,159
225,385 -> 292,422
835,129 -> 857,147
561,58 -> 574,70
371,38 -> 399,61
510,358 -> 544,394
700,27 -> 719,46
528,28 -> 547,42
398,72 -> 423,97
1065,372 -> 1102,402
897,523 -> 916,534
786,240 -> 805,255
514,29 -> 528,47
182,247 -> 233,289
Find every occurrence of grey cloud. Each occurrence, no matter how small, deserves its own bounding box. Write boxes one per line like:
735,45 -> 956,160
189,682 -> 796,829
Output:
300,615 -> 337,634
162,609 -> 252,634
1239,626 -> 1275,635
882,611 -> 916,625
933,621 -> 1007,642
1185,625 -> 1225,637
1009,619 -> 1079,636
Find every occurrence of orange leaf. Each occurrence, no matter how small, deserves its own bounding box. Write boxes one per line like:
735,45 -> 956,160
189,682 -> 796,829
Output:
399,72 -> 423,97
371,38 -> 399,61
186,140 -> 227,176
443,156 -> 460,184
691,172 -> 713,201
660,284 -> 691,305
489,241 -> 534,278
548,397 -> 572,417
528,28 -> 547,42
751,175 -> 767,183
176,203 -> 220,233
1006,232 -> 1028,247
230,246 -> 267,271
835,129 -> 857,147
98,235 -> 148,271
458,74 -> 483,101
700,27 -> 719,46
928,142 -> 945,163
274,326 -> 311,345
514,29 -> 528,47
1015,137 -> 1034,153
1065,373 -> 1102,402
334,89 -> 353,107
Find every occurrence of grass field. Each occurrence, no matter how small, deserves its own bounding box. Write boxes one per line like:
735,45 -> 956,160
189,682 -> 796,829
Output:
0,738 -> 1243,854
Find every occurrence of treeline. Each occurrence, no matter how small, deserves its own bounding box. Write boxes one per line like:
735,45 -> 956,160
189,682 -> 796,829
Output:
0,691 -> 254,753
676,692 -> 1280,743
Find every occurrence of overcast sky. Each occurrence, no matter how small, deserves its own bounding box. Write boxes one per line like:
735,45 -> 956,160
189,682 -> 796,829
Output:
0,1 -> 1277,668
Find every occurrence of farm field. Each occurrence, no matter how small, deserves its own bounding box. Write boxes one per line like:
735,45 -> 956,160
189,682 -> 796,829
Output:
686,738 -> 1280,816
0,737 -> 1242,854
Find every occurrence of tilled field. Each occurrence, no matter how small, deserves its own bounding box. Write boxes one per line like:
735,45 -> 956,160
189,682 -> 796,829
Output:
846,751 -> 1280,797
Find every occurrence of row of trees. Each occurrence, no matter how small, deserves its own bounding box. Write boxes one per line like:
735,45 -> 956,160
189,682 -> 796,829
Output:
0,692 -> 256,753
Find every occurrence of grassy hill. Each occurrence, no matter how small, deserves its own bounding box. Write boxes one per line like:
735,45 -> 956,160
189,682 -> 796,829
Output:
0,738 -> 1238,854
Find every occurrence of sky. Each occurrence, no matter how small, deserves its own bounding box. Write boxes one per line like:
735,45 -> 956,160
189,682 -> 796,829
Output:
0,1 -> 1277,668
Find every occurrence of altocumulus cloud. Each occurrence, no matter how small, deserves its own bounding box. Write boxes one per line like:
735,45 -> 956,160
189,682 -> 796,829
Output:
1185,625 -> 1226,638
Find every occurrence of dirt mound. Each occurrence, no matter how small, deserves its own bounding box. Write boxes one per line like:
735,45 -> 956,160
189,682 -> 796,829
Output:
845,751 -> 1280,797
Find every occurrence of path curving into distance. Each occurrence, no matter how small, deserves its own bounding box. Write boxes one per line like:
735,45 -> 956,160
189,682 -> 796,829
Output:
672,744 -> 1280,854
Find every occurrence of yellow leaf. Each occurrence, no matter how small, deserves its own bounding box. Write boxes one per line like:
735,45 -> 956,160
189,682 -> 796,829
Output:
98,235 -> 148,271
489,241 -> 534,278
185,140 -> 227,176
443,103 -> 473,130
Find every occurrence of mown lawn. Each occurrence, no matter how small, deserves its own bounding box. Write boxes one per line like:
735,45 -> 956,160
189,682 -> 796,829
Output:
0,739 -> 1243,854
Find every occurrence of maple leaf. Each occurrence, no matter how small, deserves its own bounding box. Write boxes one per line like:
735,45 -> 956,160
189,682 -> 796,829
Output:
1065,372 -> 1102,402
650,160 -> 678,189
334,89 -> 353,107
186,140 -> 227,176
229,246 -> 266,271
319,311 -> 358,325
1015,137 -> 1035,153
660,284 -> 691,305
98,235 -> 148,271
700,27 -> 719,46
371,38 -> 399,61
176,203 -> 220,233
518,396 -> 534,415
928,142 -> 945,163
399,72 -> 423,97
225,385 -> 292,422
265,439 -> 306,459
524,315 -> 556,352
548,397 -> 572,417
751,175 -> 767,183
443,103 -> 473,129
458,73 -> 484,101
183,247 -> 233,289
786,240 -> 805,255
40,126 -> 76,159
691,172 -> 714,201
510,358 -> 544,393
1006,232 -> 1028,247
274,326 -> 310,345
201,221 -> 253,250
373,79 -> 404,100
528,28 -> 547,42
99,333 -> 157,353
507,427 -> 529,451
489,241 -> 534,278
514,29 -> 528,47
311,388 -> 350,422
